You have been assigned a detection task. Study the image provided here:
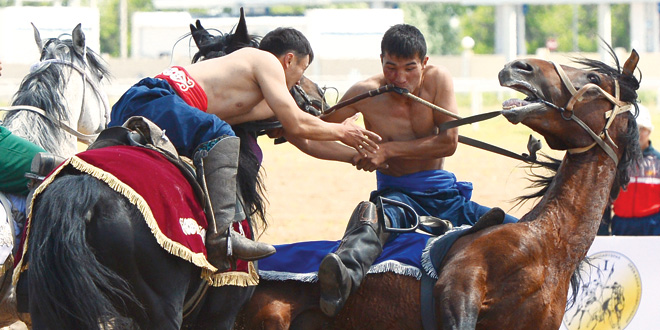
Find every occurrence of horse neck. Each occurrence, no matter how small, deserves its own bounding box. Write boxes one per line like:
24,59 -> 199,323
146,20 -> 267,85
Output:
73,77 -> 109,136
524,150 -> 617,263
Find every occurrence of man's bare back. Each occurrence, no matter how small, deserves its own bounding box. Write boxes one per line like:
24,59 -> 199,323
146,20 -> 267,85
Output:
184,47 -> 289,124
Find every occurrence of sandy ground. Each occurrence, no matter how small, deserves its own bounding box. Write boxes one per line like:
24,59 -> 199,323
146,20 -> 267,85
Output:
258,113 -> 551,244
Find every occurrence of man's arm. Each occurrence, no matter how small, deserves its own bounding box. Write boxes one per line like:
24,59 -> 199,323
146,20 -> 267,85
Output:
254,55 -> 380,153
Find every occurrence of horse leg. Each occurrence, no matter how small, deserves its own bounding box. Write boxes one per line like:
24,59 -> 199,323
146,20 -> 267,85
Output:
436,268 -> 485,330
87,194 -> 194,330
189,285 -> 255,330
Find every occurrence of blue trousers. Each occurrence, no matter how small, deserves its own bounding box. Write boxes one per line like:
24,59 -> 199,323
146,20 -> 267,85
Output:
611,213 -> 660,236
109,77 -> 234,158
370,187 -> 518,239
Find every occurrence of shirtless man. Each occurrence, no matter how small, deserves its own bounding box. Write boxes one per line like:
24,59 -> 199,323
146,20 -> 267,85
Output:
109,28 -> 380,271
317,24 -> 517,316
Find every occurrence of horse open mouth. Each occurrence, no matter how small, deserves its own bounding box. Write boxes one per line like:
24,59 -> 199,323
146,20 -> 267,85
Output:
501,85 -> 546,124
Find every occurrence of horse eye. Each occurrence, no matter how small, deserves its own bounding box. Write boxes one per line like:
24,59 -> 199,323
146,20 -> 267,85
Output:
587,73 -> 601,84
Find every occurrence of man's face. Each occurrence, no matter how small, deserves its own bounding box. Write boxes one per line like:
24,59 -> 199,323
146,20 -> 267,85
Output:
284,54 -> 310,90
380,52 -> 428,92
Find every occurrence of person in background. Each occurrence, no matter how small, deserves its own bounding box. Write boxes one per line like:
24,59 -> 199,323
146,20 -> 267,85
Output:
610,104 -> 660,235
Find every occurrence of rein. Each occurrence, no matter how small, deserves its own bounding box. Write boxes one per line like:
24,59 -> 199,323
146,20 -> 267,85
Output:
546,62 -> 632,165
323,84 -> 544,165
0,54 -> 109,145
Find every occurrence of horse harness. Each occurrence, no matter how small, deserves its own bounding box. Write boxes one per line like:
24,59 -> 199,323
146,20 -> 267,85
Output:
541,62 -> 633,166
0,40 -> 110,145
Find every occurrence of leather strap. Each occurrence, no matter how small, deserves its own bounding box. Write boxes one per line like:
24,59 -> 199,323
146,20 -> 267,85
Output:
420,271 -> 438,330
458,135 -> 546,166
437,111 -> 502,131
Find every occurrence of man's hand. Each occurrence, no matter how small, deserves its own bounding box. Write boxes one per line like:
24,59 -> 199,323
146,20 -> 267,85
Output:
351,149 -> 388,172
340,114 -> 381,156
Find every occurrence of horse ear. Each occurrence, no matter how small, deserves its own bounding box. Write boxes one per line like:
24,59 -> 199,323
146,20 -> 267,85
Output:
71,23 -> 86,56
190,19 -> 213,49
233,7 -> 250,45
622,49 -> 639,77
31,22 -> 43,52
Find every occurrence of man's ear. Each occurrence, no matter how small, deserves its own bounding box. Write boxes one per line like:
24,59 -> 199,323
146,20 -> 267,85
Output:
283,52 -> 295,68
422,56 -> 429,67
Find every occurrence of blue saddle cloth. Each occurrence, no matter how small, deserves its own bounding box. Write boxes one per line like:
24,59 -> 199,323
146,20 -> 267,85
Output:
258,228 -> 472,282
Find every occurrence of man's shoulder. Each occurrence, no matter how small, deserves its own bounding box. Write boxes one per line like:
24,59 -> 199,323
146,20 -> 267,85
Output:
424,64 -> 453,79
348,75 -> 384,93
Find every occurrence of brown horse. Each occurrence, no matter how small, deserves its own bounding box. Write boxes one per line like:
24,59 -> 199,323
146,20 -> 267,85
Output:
234,49 -> 642,329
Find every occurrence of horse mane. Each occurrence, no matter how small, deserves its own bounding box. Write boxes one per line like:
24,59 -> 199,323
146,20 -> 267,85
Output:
4,38 -> 110,153
516,48 -> 642,205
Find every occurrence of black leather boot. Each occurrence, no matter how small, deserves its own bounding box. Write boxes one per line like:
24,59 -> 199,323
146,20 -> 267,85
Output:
195,136 -> 275,270
318,201 -> 390,317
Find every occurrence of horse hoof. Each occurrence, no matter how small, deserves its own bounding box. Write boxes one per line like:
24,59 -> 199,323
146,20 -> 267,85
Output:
318,253 -> 350,317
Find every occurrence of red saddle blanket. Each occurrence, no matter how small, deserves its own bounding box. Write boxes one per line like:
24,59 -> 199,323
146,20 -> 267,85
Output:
15,145 -> 258,287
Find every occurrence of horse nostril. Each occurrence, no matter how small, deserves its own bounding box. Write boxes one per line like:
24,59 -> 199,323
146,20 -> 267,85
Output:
512,60 -> 533,73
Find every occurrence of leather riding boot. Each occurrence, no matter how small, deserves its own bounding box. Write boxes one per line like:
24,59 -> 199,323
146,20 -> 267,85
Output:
195,136 -> 275,270
318,201 -> 390,317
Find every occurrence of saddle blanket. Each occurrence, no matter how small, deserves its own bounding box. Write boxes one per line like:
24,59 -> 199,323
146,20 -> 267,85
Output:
258,229 -> 470,282
15,145 -> 258,287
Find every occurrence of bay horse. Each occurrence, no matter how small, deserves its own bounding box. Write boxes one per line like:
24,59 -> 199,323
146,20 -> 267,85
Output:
235,49 -> 642,329
0,23 -> 110,328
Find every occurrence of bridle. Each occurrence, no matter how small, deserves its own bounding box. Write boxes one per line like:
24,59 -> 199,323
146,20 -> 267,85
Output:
0,38 -> 110,144
544,62 -> 633,165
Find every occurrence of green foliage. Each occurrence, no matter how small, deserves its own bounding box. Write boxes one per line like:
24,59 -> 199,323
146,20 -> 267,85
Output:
401,3 -> 631,56
461,6 -> 494,54
401,3 -> 466,55
99,0 -> 153,56
611,4 -> 630,50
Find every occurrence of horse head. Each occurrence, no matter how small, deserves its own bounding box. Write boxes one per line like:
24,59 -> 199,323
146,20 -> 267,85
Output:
291,76 -> 330,116
8,23 -> 111,157
500,50 -> 641,195
190,7 -> 259,63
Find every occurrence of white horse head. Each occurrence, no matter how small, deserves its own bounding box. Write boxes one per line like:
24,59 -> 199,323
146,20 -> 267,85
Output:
2,23 -> 110,157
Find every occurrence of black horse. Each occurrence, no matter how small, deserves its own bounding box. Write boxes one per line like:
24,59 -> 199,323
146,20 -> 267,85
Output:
14,10 -> 326,330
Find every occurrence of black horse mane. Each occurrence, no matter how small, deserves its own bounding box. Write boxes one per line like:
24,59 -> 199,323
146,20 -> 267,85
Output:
516,48 -> 642,205
5,37 -> 110,152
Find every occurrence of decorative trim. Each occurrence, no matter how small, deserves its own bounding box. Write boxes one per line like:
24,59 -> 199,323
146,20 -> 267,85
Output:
13,156 -> 258,287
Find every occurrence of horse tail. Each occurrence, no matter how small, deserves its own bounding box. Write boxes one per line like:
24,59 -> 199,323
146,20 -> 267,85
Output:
26,174 -> 142,329
234,127 -> 268,232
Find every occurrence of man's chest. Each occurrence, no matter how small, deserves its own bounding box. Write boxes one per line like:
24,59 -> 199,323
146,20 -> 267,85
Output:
362,101 -> 436,138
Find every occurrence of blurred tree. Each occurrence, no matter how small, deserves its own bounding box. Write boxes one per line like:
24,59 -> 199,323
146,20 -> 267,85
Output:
401,3 -> 465,55
461,6 -> 494,54
99,0 -> 153,57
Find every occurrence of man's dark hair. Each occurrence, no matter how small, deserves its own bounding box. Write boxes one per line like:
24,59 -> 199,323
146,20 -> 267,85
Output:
381,24 -> 427,60
259,27 -> 314,64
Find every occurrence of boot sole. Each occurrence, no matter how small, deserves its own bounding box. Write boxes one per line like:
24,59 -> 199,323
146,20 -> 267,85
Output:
318,253 -> 348,317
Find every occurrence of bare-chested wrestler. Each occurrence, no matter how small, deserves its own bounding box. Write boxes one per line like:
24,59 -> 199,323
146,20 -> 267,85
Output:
317,24 -> 518,317
109,27 -> 381,271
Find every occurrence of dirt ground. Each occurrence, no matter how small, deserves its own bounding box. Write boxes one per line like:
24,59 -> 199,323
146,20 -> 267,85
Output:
257,112 -> 555,244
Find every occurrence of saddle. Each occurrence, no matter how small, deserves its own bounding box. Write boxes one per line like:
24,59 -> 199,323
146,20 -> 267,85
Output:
88,116 -> 205,205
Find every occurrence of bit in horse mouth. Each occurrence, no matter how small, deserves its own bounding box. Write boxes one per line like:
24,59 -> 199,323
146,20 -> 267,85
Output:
501,97 -> 543,111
